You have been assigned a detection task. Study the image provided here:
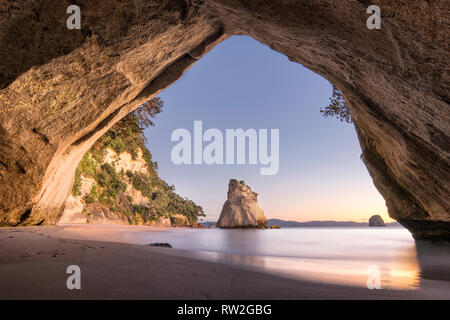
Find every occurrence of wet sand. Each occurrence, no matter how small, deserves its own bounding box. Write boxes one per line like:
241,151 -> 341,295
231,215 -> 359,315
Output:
0,225 -> 448,299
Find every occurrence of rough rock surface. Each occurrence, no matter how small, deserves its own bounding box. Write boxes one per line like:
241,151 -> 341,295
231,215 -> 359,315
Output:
369,215 -> 386,227
217,180 -> 268,228
58,148 -> 166,226
0,1 -> 448,240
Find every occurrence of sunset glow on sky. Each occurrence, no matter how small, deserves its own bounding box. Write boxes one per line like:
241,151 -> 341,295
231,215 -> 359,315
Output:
145,36 -> 392,223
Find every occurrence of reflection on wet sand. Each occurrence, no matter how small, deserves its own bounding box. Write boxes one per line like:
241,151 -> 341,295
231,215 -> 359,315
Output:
195,251 -> 267,268
189,228 -> 425,290
193,244 -> 421,290
54,224 -> 449,291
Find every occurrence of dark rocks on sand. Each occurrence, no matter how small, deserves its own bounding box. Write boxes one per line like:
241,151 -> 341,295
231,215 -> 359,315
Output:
149,243 -> 173,248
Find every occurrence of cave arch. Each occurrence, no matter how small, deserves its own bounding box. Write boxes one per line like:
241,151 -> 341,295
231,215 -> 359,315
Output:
0,1 -> 448,240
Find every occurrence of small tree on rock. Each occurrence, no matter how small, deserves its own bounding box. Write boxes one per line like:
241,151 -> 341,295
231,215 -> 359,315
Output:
320,86 -> 353,123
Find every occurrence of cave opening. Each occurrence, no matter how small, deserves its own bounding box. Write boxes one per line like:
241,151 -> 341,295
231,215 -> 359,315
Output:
139,35 -> 391,226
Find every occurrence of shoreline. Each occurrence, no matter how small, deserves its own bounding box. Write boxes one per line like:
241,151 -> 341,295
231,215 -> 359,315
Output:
0,225 -> 449,299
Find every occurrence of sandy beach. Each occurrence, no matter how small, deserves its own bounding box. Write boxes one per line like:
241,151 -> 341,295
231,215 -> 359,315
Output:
0,224 -> 449,300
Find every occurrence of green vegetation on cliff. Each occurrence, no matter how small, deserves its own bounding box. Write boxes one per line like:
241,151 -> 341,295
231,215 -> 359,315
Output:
71,98 -> 205,225
320,86 -> 353,123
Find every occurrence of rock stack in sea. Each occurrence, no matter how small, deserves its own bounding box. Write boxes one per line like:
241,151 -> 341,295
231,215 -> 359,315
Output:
216,179 -> 268,229
369,215 -> 386,227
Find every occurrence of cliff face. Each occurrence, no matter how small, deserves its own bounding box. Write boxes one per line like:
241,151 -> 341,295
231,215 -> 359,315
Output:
217,180 -> 268,228
0,1 -> 448,240
60,112 -> 204,226
60,149 -> 167,226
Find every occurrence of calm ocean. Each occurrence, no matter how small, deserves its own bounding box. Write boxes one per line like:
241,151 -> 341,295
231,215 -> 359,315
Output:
120,226 -> 450,291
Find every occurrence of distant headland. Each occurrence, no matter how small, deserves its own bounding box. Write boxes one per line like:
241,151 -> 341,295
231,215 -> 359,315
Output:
202,218 -> 401,228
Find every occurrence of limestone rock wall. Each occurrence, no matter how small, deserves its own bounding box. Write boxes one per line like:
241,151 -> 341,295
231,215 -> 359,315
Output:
0,0 -> 226,226
217,180 -> 268,228
59,148 -> 150,225
0,1 -> 448,240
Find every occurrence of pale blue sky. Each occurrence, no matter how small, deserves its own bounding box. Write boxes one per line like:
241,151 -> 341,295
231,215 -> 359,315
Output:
144,36 -> 389,222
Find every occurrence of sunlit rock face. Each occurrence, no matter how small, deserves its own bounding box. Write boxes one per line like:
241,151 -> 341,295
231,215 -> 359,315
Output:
217,180 -> 268,229
0,0 -> 227,226
59,148 -> 149,226
0,1 -> 448,240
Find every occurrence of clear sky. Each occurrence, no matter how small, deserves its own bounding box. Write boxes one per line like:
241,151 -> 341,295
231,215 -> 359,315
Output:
144,35 -> 391,223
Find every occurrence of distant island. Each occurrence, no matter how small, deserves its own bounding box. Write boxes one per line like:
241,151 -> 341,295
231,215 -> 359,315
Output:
267,219 -> 401,228
368,214 -> 386,227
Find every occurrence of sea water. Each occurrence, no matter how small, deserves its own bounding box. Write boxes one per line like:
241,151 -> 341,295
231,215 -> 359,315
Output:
136,226 -> 431,290
59,224 -> 450,291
